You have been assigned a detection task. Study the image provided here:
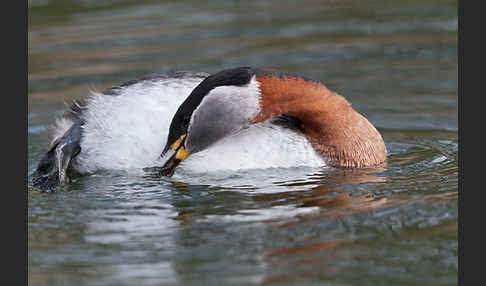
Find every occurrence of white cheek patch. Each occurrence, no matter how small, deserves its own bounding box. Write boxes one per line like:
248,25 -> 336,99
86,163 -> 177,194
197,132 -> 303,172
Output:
186,76 -> 262,152
192,75 -> 261,124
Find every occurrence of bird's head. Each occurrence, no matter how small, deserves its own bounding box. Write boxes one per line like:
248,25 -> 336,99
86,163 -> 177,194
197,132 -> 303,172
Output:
160,67 -> 262,176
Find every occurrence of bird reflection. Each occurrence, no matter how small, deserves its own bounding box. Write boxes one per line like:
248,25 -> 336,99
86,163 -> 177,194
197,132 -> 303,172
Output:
261,168 -> 388,283
169,166 -> 388,226
167,167 -> 389,282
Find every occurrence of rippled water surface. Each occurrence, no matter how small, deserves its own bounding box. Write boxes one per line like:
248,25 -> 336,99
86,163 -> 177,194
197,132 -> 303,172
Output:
28,0 -> 458,285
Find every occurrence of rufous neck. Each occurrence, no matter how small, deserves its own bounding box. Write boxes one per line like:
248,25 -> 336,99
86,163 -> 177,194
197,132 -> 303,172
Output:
253,74 -> 387,168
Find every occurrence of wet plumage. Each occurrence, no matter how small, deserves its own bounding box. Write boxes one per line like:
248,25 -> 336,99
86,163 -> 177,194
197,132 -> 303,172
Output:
32,67 -> 386,190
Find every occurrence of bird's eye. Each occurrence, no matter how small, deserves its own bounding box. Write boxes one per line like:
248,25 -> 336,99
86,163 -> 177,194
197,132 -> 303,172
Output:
182,115 -> 190,129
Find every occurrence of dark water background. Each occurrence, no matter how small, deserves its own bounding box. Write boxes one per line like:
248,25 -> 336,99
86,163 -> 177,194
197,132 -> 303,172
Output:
28,0 -> 458,285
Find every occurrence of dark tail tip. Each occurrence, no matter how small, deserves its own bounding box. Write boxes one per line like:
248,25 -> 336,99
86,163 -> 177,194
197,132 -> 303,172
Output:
32,170 -> 60,192
32,148 -> 60,192
32,120 -> 83,192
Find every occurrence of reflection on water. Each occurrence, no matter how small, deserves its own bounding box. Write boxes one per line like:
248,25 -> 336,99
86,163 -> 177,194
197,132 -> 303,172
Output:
28,0 -> 457,285
28,157 -> 457,285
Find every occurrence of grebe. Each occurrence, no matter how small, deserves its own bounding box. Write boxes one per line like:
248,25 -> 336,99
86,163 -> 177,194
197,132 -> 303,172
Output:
32,67 -> 387,190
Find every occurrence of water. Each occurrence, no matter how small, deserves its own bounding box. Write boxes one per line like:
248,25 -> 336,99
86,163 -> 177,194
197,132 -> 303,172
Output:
28,0 -> 458,285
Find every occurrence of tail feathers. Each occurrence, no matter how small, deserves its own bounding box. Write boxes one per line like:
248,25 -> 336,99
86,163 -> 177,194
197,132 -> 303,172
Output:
32,143 -> 62,191
32,121 -> 82,191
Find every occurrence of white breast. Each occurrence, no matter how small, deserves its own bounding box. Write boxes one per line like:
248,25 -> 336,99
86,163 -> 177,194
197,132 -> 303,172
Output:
68,77 -> 325,175
173,122 -> 325,173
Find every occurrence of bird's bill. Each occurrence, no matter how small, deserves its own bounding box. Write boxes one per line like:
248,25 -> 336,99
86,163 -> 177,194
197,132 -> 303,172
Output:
160,134 -> 190,176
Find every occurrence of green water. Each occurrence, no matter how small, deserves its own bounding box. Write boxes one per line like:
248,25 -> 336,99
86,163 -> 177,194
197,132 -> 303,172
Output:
28,0 -> 458,285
